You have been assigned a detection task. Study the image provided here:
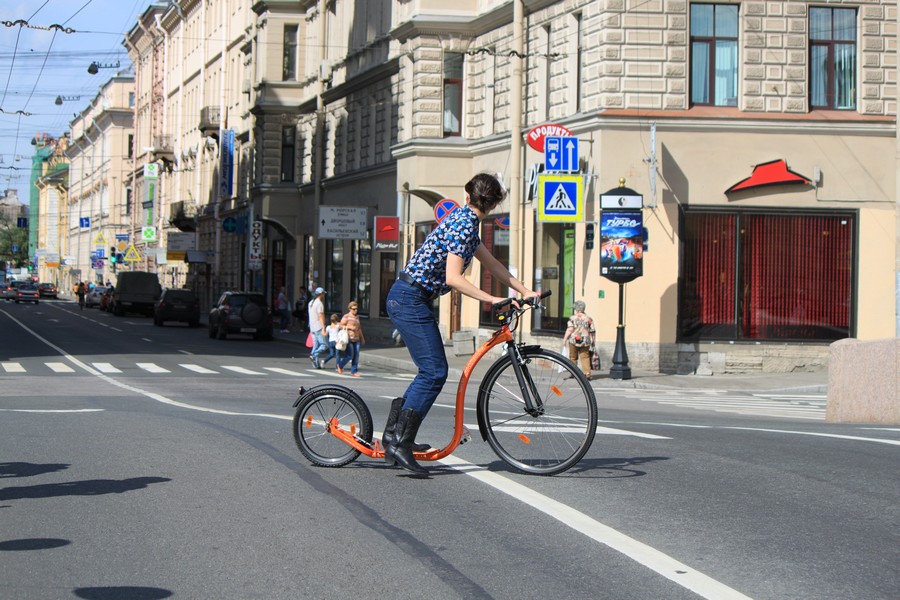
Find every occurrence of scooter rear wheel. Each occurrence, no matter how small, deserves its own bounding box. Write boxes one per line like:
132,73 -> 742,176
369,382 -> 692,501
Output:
292,386 -> 373,467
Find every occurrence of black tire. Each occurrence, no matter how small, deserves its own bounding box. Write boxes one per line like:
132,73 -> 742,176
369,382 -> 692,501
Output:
153,317 -> 162,326
477,347 -> 597,475
292,386 -> 373,467
208,322 -> 216,338
241,302 -> 263,325
216,322 -> 227,340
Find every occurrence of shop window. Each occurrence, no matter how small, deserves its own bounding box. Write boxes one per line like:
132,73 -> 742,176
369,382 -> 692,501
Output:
679,210 -> 855,341
283,24 -> 298,81
533,222 -> 576,333
810,7 -> 857,110
479,214 -> 510,325
690,3 -> 738,106
351,237 -> 371,315
443,53 -> 463,136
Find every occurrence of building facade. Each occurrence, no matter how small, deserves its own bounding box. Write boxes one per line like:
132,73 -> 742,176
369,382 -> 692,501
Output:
114,0 -> 897,373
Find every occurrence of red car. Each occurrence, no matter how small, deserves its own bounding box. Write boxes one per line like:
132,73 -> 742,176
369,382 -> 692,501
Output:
38,282 -> 58,298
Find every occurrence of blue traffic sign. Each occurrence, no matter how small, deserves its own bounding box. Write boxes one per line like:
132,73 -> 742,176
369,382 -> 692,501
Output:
16,217 -> 28,228
434,198 -> 460,223
222,216 -> 237,233
80,217 -> 90,228
537,174 -> 584,223
544,136 -> 578,173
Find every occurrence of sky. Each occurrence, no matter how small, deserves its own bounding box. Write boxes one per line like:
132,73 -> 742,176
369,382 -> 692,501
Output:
0,0 -> 155,206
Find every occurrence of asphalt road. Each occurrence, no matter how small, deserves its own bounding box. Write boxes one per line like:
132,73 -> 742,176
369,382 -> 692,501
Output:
1,299 -> 898,600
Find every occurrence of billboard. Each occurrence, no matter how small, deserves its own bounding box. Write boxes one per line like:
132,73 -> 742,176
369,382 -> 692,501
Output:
600,211 -> 643,283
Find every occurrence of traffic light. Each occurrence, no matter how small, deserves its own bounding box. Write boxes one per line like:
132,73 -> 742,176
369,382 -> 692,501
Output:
585,223 -> 595,250
110,247 -> 117,263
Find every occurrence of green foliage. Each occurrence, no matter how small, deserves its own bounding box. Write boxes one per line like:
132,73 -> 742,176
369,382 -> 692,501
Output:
0,214 -> 30,268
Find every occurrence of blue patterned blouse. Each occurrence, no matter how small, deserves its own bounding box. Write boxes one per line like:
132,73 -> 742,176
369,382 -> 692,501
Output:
402,205 -> 481,297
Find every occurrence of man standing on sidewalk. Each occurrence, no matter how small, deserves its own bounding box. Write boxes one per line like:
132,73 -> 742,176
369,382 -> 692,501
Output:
307,287 -> 327,368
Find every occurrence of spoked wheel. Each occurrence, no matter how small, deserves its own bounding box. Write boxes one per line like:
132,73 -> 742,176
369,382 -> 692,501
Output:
477,347 -> 597,475
292,386 -> 373,467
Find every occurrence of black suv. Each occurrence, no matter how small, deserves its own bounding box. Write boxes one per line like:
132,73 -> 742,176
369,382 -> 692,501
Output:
153,288 -> 200,327
208,291 -> 273,340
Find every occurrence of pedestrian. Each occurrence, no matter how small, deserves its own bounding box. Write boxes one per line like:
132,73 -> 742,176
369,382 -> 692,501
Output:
277,286 -> 290,333
384,172 -> 539,475
337,301 -> 365,376
307,287 -> 327,368
321,314 -> 341,367
293,288 -> 308,331
76,281 -> 86,309
561,300 -> 596,380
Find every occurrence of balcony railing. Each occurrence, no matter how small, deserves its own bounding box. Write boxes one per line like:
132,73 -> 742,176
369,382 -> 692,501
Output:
199,106 -> 221,135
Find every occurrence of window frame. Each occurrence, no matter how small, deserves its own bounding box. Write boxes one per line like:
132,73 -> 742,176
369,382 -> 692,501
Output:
689,3 -> 739,107
282,24 -> 298,81
809,7 -> 857,110
280,126 -> 295,183
443,53 -> 463,137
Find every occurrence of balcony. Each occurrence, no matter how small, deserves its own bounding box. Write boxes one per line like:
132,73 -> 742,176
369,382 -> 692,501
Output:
199,106 -> 221,136
169,200 -> 198,232
149,135 -> 174,163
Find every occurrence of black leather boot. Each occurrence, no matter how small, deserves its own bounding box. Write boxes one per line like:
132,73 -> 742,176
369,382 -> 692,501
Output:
385,408 -> 428,475
382,398 -> 429,466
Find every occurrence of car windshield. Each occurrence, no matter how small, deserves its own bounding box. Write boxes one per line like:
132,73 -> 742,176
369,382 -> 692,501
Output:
227,294 -> 264,307
166,290 -> 195,302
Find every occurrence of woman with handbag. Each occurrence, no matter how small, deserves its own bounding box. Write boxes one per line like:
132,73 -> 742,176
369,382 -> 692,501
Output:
336,301 -> 364,376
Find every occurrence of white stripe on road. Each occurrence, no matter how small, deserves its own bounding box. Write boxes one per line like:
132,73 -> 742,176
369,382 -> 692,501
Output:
136,362 -> 170,373
263,367 -> 311,377
46,362 -> 75,373
221,365 -> 265,375
0,408 -> 104,413
180,364 -> 218,374
1,362 -> 25,373
92,362 -> 122,374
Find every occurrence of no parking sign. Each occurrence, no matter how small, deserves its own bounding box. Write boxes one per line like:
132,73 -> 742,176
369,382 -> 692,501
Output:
434,199 -> 460,223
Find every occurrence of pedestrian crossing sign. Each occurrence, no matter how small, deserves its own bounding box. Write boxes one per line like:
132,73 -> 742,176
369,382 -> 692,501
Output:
537,174 -> 584,222
124,244 -> 142,262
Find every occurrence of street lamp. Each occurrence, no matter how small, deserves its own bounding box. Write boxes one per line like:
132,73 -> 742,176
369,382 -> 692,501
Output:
55,95 -> 81,105
87,60 -> 120,75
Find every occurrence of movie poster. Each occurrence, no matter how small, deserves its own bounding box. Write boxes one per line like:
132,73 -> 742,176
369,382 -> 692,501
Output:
600,211 -> 643,283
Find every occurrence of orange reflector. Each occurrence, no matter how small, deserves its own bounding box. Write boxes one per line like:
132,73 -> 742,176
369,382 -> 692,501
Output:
518,433 -> 531,444
550,385 -> 562,396
350,424 -> 357,435
304,415 -> 313,428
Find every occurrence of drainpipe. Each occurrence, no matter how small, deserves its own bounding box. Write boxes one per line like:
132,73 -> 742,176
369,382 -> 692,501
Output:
509,0 -> 525,292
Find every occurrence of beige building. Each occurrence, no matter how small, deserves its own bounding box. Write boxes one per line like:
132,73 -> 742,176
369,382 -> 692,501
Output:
120,0 -> 897,374
64,74 -> 135,290
33,135 -> 69,287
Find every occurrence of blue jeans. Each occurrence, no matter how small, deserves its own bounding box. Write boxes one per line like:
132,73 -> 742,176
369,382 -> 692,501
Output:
337,341 -> 361,374
311,330 -> 328,361
321,341 -> 337,366
386,278 -> 447,418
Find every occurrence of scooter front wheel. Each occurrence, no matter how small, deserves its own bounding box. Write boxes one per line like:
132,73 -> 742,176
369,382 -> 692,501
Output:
292,386 -> 373,467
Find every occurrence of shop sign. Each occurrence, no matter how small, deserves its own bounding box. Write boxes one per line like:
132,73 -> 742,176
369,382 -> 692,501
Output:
374,216 -> 399,251
526,123 -> 573,152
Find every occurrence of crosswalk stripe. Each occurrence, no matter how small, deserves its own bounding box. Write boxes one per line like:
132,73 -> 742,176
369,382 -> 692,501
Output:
263,367 -> 310,377
1,362 -> 25,373
46,362 -> 75,373
180,364 -> 217,374
92,362 -> 122,374
221,365 -> 265,375
136,362 -> 170,374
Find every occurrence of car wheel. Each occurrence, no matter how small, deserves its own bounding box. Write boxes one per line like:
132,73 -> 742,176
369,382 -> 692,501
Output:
113,304 -> 123,316
208,322 -> 216,338
216,322 -> 227,340
241,303 -> 263,325
153,317 -> 162,326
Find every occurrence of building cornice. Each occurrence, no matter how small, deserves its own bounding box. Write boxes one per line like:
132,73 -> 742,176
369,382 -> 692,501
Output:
322,57 -> 400,104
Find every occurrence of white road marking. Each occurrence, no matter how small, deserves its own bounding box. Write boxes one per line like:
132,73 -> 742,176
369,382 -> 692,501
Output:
221,365 -> 265,375
136,362 -> 170,374
1,362 -> 25,373
180,364 -> 218,374
46,362 -> 75,373
263,367 -> 311,377
92,362 -> 122,374
0,408 -> 104,413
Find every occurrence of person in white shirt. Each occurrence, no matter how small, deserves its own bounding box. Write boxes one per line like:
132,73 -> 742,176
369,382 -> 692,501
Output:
307,287 -> 327,368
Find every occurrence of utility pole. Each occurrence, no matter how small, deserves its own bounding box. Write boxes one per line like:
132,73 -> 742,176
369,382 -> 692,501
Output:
510,0 -> 525,290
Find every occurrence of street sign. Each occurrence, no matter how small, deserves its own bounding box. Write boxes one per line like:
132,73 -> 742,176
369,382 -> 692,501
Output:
11,244 -> 17,252
434,199 -> 460,223
249,220 -> 263,264
537,174 -> 584,223
317,206 -> 368,239
544,136 -> 578,173
16,217 -> 27,228
222,217 -> 237,233
144,163 -> 159,178
93,231 -> 107,246
526,123 -> 573,152
80,217 -> 90,228
124,245 -> 142,262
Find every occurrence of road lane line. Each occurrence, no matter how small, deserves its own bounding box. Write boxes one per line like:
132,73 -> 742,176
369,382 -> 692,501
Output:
263,367 -> 311,377
180,364 -> 218,374
1,362 -> 25,373
92,362 -> 122,374
0,408 -> 104,413
46,362 -> 75,373
136,362 -> 170,373
221,365 -> 265,375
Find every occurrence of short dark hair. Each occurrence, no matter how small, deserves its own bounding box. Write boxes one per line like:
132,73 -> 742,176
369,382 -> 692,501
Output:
465,172 -> 506,212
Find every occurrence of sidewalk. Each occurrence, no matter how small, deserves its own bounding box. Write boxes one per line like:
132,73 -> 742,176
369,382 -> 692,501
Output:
272,329 -> 828,395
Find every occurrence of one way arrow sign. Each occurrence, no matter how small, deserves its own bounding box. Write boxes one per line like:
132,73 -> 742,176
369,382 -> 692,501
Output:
544,136 -> 578,173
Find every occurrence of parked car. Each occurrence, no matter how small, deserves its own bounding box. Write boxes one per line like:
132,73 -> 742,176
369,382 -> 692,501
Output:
85,286 -> 108,308
38,282 -> 58,298
15,284 -> 40,304
1,281 -> 18,301
110,271 -> 161,316
208,291 -> 273,340
153,288 -> 200,327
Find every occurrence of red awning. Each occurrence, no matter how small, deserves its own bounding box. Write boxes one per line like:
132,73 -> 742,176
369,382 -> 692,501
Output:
726,159 -> 811,193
